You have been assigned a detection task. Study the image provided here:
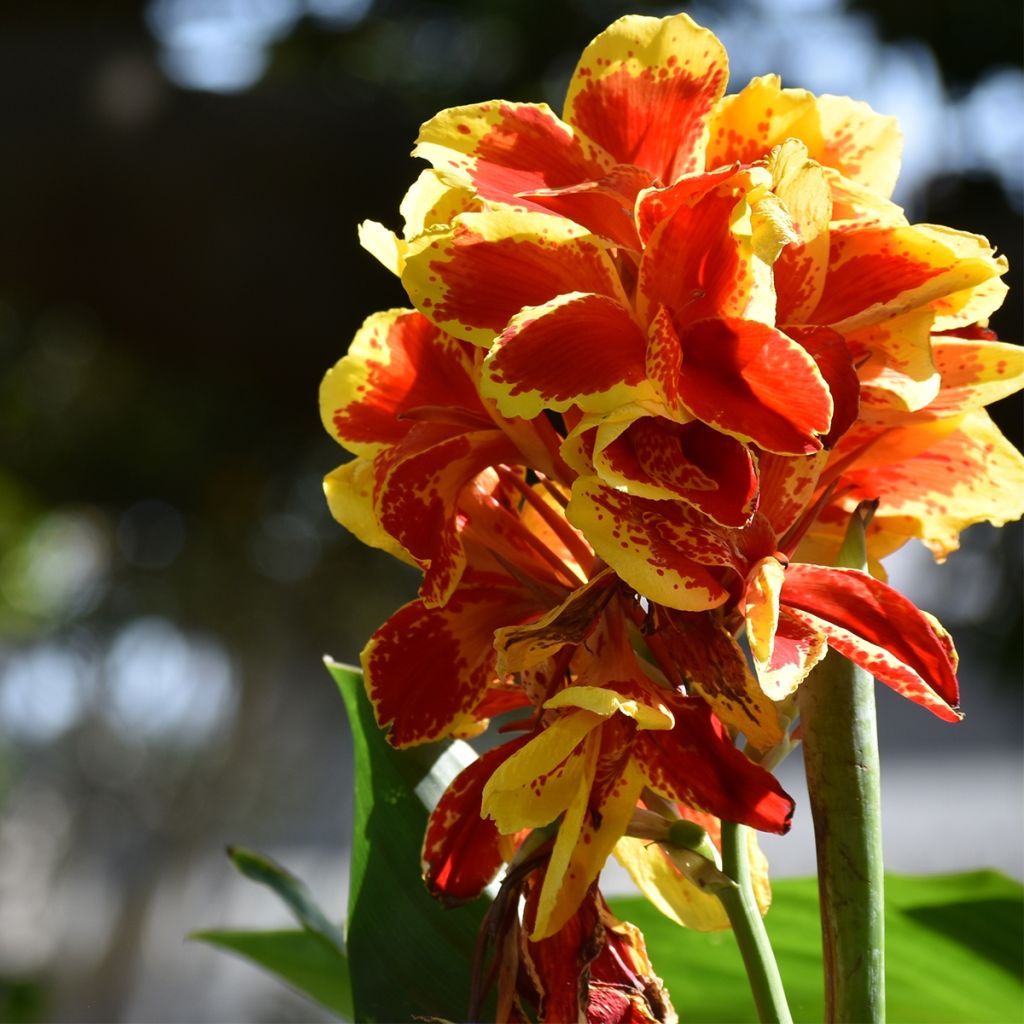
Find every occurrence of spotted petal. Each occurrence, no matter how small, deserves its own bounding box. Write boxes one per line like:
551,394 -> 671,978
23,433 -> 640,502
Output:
564,13 -> 729,183
422,737 -> 529,904
362,580 -> 539,747
413,101 -> 612,210
402,210 -> 626,346
320,308 -> 485,456
567,478 -> 736,611
481,292 -> 652,420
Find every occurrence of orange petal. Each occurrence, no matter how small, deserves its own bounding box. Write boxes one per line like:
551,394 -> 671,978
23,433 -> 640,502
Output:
564,13 -> 728,183
926,338 -> 1024,417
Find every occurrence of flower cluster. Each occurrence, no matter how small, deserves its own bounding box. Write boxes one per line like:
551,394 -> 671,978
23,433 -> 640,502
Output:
322,13 -> 1022,1021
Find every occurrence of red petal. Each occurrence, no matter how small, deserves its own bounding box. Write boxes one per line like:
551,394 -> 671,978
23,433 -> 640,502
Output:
564,14 -> 728,182
362,583 -> 539,747
483,293 -> 649,418
786,325 -> 860,447
598,417 -> 758,527
782,564 -> 961,720
377,428 -> 521,605
637,695 -> 794,833
521,165 -> 653,249
675,317 -> 832,454
422,736 -> 530,904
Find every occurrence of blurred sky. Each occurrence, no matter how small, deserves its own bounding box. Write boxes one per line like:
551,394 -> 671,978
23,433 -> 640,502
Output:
0,1 -> 1021,1020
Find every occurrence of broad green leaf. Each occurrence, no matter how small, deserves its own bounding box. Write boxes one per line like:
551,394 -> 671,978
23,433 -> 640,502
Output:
192,928 -> 352,1019
225,846 -> 344,950
326,658 -> 489,1023
611,870 -> 1023,1023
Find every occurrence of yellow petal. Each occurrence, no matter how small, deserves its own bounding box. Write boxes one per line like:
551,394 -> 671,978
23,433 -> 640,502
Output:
481,709 -> 602,833
533,757 -> 645,940
323,459 -> 415,566
812,94 -> 902,199
849,309 -> 940,414
544,685 -> 675,731
358,219 -> 404,275
744,557 -> 785,666
920,225 -> 1009,330
929,337 -> 1024,416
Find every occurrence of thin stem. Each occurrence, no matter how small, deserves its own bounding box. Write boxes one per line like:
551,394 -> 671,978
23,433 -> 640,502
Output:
718,821 -> 793,1024
796,506 -> 885,1022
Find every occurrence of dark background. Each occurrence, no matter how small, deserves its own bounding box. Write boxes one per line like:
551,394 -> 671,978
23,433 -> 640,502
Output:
0,1 -> 1020,1020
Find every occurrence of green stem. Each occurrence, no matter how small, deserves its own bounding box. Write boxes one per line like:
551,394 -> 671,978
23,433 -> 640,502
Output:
796,508 -> 885,1022
718,820 -> 793,1024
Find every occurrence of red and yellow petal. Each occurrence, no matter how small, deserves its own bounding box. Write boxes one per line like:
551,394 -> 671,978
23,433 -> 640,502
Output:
812,94 -> 903,199
376,427 -> 521,606
637,696 -> 794,833
786,325 -> 860,447
809,223 -> 1002,333
781,564 -> 961,720
402,210 -> 626,346
322,457 -> 416,567
564,13 -> 729,183
520,164 -> 653,249
675,317 -> 833,455
362,582 -> 538,747
706,75 -> 819,169
756,451 -> 827,541
846,309 -> 939,415
481,292 -> 652,420
594,415 -> 759,527
639,173 -> 780,326
482,709 -> 603,833
660,611 -> 785,750
926,337 -> 1024,417
567,478 -> 736,611
922,226 -> 1009,330
842,410 -> 1024,559
534,755 -> 646,940
320,308 -> 485,456
422,737 -> 530,904
413,100 -> 613,208
754,608 -> 828,702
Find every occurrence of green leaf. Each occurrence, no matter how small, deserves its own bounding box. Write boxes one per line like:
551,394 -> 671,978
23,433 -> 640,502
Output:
225,846 -> 344,951
326,658 -> 490,1023
611,870 -> 1023,1023
192,929 -> 352,1019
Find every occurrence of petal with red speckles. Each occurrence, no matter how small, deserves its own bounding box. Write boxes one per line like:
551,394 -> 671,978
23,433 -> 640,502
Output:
813,95 -> 903,198
846,309 -> 939,414
810,224 -> 1002,333
842,410 -> 1024,559
756,451 -> 827,541
781,564 -> 961,720
674,317 -> 833,455
376,427 -> 522,605
481,292 -> 653,420
754,609 -> 828,702
564,13 -> 728,183
422,737 -> 530,904
320,309 -> 486,456
362,582 -> 540,747
594,415 -> 759,527
402,210 -> 627,347
660,611 -> 785,750
706,75 -> 820,169
636,695 -> 794,833
413,101 -> 613,210
567,478 -> 737,611
926,338 -> 1024,417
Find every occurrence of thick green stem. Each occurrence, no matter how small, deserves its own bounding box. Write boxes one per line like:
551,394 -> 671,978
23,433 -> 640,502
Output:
718,820 -> 793,1024
796,508 -> 885,1022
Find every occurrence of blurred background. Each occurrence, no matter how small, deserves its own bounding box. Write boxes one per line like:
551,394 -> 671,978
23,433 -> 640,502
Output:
0,0 -> 1020,1019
